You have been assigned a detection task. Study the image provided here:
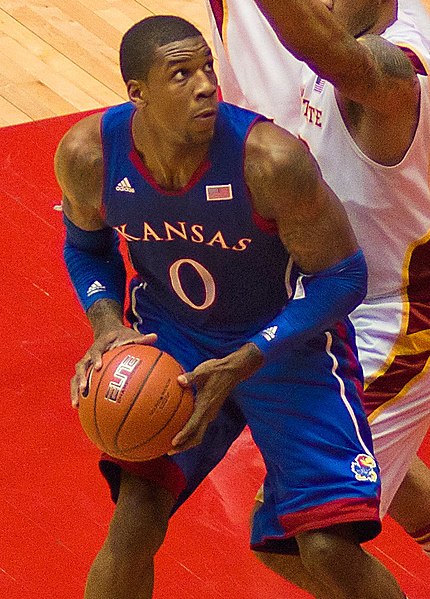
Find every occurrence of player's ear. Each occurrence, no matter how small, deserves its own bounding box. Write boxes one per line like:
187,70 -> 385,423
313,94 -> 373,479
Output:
127,80 -> 148,107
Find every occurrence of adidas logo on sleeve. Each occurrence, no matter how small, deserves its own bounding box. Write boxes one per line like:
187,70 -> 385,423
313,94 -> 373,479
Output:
115,177 -> 135,193
262,326 -> 278,341
87,280 -> 107,297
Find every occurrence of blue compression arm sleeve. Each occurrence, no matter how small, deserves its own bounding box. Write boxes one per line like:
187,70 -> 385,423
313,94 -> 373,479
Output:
63,214 -> 126,312
249,250 -> 367,360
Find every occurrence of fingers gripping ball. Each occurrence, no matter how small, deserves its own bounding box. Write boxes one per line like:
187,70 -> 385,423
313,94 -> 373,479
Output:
78,345 -> 194,461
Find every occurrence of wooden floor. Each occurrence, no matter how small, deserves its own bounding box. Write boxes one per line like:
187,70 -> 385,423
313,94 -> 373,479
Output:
0,0 -> 213,126
1,1 -> 430,127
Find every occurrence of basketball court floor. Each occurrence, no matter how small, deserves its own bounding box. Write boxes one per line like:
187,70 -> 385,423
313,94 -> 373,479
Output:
1,1 -> 430,597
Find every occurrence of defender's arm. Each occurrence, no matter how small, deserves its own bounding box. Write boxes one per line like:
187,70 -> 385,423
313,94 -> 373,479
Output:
254,0 -> 418,114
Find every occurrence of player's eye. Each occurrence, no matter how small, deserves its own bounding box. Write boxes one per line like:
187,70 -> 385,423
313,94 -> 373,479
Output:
173,69 -> 188,81
204,61 -> 214,73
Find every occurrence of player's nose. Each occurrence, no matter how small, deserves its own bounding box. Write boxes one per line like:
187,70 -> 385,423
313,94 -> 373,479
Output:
194,70 -> 217,98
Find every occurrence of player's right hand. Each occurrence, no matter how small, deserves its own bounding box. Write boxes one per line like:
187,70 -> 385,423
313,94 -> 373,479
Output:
169,342 -> 263,453
70,325 -> 158,408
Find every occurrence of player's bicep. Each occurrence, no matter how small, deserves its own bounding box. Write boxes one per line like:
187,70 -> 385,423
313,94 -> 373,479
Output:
276,175 -> 359,274
246,122 -> 358,272
54,115 -> 105,230
61,193 -> 105,231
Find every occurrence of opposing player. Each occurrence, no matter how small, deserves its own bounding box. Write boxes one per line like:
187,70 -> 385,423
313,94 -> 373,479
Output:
55,15 -> 407,599
205,0 -> 430,583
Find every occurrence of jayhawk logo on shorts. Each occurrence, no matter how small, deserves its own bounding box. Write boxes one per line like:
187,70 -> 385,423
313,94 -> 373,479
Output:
351,454 -> 378,483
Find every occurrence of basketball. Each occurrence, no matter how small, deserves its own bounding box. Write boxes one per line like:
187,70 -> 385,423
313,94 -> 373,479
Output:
78,344 -> 194,461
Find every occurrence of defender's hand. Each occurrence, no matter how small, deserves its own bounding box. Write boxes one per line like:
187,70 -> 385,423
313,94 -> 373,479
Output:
71,326 -> 158,408
169,343 -> 263,454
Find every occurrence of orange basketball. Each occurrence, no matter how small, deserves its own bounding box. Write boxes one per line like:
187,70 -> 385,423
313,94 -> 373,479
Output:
78,344 -> 194,461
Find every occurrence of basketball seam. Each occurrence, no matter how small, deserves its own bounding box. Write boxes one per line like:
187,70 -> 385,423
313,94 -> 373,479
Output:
113,350 -> 164,451
120,387 -> 187,458
93,346 -> 141,449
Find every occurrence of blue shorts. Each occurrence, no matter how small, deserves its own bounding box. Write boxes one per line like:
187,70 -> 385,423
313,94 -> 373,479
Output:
100,301 -> 381,553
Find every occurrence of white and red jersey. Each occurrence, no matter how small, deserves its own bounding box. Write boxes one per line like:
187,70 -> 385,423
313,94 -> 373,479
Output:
206,0 -> 304,133
298,65 -> 430,303
297,53 -> 430,413
206,0 -> 430,514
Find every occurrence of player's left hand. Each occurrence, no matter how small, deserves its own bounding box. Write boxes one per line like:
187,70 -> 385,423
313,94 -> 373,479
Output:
168,343 -> 263,454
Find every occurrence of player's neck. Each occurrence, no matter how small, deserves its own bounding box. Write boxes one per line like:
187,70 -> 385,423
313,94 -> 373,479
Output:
132,113 -> 210,191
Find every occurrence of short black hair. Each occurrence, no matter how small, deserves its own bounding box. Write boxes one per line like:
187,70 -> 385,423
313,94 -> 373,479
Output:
120,15 -> 203,83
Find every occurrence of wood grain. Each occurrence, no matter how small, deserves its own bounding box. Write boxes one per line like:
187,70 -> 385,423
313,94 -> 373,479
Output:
0,0 -> 213,125
1,1 -> 429,126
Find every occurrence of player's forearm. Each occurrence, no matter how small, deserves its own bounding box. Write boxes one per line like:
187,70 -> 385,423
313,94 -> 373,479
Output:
87,299 -> 124,338
63,213 -> 127,316
249,249 -> 367,361
254,0 -> 376,98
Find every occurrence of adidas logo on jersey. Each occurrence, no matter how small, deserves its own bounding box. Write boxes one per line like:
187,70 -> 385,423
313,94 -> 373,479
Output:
87,280 -> 106,297
115,177 -> 135,193
262,326 -> 278,342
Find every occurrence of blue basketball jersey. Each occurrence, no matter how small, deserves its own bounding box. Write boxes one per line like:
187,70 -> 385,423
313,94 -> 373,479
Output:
101,102 -> 291,334
99,107 -> 381,550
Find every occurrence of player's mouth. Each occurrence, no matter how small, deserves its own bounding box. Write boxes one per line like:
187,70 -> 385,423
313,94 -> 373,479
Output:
194,108 -> 217,121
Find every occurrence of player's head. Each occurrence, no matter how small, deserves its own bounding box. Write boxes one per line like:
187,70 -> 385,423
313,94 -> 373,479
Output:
120,16 -> 204,83
320,0 -> 397,37
120,16 -> 218,144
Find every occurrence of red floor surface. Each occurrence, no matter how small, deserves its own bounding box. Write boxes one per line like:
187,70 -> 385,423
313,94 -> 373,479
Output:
1,112 -> 429,598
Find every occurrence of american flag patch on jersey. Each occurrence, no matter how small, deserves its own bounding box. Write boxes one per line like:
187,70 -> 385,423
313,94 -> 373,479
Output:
206,184 -> 233,201
313,76 -> 326,93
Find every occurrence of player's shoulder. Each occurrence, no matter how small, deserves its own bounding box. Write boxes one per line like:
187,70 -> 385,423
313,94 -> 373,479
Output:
56,112 -> 103,171
54,112 -> 104,204
382,15 -> 430,75
336,32 -> 420,116
245,121 -> 320,219
246,120 -> 311,176
216,101 -> 268,137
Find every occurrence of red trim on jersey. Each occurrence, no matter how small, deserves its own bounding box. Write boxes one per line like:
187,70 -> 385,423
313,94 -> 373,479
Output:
363,350 -> 430,416
252,210 -> 278,235
207,0 -> 225,38
405,239 -> 430,331
408,301 -> 430,335
100,453 -> 187,499
398,46 -> 427,76
129,148 -> 211,197
279,497 -> 381,542
364,237 -> 430,415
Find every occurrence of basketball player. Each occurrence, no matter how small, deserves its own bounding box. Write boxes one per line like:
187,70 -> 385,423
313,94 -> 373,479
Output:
205,0 -> 430,588
55,15 -> 407,599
